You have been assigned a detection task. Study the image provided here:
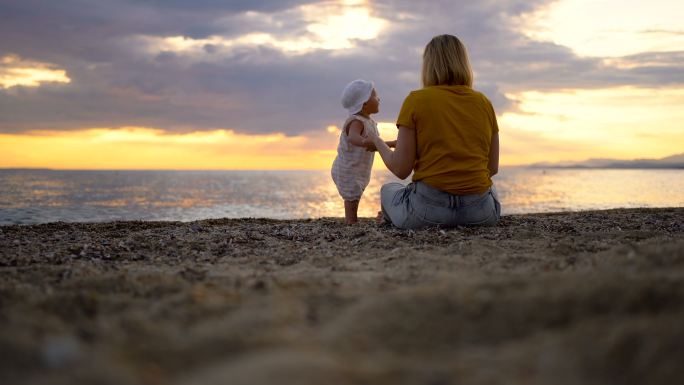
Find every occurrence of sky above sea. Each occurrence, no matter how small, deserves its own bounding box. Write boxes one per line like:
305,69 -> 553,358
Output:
1,0 -> 683,169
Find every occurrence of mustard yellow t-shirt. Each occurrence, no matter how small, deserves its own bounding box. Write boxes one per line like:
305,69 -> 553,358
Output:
396,85 -> 498,195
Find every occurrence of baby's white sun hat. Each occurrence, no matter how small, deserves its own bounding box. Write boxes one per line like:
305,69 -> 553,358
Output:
341,79 -> 374,115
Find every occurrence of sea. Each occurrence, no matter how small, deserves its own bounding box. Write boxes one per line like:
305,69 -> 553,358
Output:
0,168 -> 682,225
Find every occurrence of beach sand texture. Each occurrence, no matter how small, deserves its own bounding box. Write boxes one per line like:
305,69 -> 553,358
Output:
1,208 -> 683,385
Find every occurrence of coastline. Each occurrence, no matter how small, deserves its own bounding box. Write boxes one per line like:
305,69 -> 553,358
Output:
1,208 -> 683,384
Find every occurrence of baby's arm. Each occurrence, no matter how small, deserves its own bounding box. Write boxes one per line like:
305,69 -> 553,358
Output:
346,120 -> 375,150
346,120 -> 366,147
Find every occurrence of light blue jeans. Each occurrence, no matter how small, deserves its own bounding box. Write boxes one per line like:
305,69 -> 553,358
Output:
380,181 -> 501,229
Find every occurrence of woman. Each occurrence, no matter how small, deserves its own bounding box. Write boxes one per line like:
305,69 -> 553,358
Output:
367,34 -> 501,229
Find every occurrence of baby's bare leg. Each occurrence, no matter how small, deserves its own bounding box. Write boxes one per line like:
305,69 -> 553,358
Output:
344,200 -> 359,224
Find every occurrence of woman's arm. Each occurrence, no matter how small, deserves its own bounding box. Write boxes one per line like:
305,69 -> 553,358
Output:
488,132 -> 499,176
347,121 -> 397,151
360,140 -> 396,152
369,125 -> 416,179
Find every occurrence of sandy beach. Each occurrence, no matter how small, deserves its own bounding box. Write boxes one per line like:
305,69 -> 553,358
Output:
1,208 -> 683,385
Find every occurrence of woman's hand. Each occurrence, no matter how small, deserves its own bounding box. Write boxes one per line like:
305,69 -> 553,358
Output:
362,128 -> 380,151
372,125 -> 416,180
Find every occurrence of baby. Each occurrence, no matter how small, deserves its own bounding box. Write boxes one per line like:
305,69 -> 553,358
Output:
331,79 -> 395,224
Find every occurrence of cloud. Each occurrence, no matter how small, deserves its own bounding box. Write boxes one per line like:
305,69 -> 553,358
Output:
0,55 -> 71,88
0,0 -> 682,135
0,126 -> 336,170
639,29 -> 684,36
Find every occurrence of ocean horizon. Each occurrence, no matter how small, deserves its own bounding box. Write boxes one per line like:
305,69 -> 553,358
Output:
1,167 -> 683,225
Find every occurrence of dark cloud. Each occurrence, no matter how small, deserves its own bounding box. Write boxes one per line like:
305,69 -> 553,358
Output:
130,0 -> 314,13
0,0 -> 682,134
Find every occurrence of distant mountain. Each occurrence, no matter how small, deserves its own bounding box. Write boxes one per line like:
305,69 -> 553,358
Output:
660,153 -> 684,163
528,153 -> 684,169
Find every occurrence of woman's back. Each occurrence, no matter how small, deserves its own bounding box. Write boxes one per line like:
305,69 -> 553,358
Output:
397,85 -> 498,195
369,34 -> 501,229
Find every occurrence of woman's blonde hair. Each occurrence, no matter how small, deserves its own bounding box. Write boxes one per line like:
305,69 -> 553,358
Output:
422,34 -> 473,87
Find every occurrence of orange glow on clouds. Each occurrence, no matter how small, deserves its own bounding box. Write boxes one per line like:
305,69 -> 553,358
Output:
499,86 -> 684,165
0,122 -> 403,170
2,91 -> 681,171
0,127 -> 344,170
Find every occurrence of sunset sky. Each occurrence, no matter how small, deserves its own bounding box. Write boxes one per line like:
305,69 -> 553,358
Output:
1,0 -> 682,169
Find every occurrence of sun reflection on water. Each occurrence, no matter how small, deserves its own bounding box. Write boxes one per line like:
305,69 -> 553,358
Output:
494,168 -> 684,214
0,168 -> 682,225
